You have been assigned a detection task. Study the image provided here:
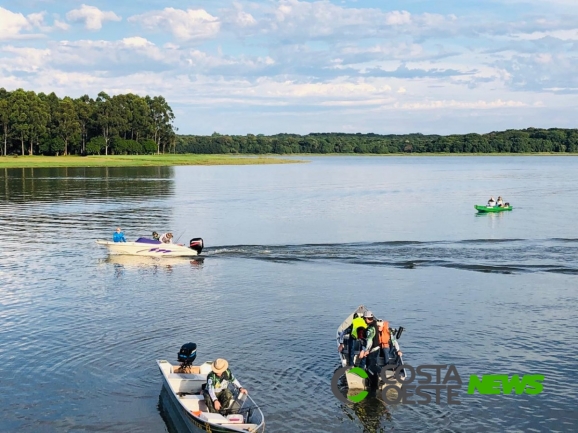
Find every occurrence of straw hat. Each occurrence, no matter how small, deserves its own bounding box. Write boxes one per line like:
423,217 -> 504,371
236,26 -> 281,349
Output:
212,358 -> 228,374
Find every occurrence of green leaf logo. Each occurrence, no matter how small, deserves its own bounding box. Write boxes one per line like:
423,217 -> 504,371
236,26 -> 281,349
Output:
347,367 -> 369,403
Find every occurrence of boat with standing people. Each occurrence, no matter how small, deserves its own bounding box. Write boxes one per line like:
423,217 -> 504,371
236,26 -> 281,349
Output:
336,305 -> 406,391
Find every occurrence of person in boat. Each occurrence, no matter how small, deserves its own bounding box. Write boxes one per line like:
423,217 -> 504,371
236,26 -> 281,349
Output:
487,197 -> 496,207
496,196 -> 504,207
159,232 -> 173,244
338,312 -> 369,367
112,227 -> 126,243
152,231 -> 160,241
376,320 -> 403,367
376,320 -> 391,366
203,358 -> 248,415
357,311 -> 380,377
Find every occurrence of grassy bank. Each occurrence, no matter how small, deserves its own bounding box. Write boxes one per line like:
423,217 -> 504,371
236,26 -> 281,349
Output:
0,154 -> 303,168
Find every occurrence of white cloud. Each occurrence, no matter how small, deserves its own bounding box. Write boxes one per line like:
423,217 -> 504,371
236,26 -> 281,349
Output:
0,7 -> 44,39
385,11 -> 411,26
53,19 -> 70,31
394,99 -> 527,110
66,4 -> 121,30
128,8 -> 220,41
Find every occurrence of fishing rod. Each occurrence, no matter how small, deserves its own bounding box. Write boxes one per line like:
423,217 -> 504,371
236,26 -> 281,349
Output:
174,230 -> 186,244
221,401 -> 276,415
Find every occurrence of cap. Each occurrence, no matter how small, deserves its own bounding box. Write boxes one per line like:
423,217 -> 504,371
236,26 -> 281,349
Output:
363,310 -> 374,318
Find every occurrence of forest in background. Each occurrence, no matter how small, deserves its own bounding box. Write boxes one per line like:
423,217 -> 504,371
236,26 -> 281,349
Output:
1,88 -> 577,156
0,88 -> 175,156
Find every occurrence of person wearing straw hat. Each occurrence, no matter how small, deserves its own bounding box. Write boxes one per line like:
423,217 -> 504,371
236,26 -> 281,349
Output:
203,358 -> 248,414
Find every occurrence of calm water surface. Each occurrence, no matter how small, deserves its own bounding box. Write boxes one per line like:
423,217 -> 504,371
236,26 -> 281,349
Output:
0,156 -> 577,433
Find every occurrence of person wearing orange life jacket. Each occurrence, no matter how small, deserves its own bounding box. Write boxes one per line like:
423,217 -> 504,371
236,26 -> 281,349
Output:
377,320 -> 403,368
338,314 -> 368,367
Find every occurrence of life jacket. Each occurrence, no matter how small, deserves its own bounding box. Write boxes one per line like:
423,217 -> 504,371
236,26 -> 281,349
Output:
207,369 -> 234,392
379,321 -> 390,348
351,316 -> 368,339
368,322 -> 380,350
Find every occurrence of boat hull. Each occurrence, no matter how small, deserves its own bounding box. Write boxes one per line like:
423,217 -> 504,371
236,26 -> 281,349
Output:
96,240 -> 200,257
475,205 -> 513,213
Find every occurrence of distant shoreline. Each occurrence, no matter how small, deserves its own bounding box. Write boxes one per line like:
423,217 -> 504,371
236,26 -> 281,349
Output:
2,152 -> 577,169
0,154 -> 304,169
285,152 -> 578,157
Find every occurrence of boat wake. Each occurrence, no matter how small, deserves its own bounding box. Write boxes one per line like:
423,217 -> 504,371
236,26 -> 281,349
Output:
206,238 -> 578,275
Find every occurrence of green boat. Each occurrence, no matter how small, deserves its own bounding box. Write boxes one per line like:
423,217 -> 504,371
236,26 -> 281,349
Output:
475,205 -> 513,213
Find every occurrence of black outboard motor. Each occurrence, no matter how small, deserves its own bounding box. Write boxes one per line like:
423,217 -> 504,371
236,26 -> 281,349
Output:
189,238 -> 204,254
177,342 -> 197,366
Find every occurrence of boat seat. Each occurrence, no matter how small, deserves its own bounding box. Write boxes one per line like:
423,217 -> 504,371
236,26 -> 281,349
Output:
171,366 -> 201,374
167,373 -> 205,380
179,394 -> 208,412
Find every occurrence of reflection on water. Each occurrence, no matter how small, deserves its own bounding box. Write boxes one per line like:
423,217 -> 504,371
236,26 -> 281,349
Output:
340,398 -> 392,433
103,255 -> 204,269
1,166 -> 174,202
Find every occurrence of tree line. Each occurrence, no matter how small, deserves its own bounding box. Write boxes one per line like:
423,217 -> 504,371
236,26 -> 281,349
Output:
177,129 -> 578,154
1,87 -> 577,156
0,88 -> 175,156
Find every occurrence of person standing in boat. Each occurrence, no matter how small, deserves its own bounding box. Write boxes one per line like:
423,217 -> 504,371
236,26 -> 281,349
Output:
487,197 -> 496,207
376,320 -> 391,366
338,313 -> 368,367
203,358 -> 248,414
357,311 -> 380,377
112,227 -> 126,243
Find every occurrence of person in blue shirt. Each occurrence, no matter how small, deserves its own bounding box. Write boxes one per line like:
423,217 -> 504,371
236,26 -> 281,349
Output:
113,227 -> 126,242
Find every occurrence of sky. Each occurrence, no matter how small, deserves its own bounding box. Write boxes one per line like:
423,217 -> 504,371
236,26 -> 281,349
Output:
0,0 -> 577,135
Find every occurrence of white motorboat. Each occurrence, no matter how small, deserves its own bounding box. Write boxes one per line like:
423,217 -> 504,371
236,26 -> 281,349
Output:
336,305 -> 406,390
157,359 -> 265,433
96,237 -> 204,257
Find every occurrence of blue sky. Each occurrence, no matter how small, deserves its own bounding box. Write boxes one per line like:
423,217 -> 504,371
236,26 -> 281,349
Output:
1,1 -> 577,135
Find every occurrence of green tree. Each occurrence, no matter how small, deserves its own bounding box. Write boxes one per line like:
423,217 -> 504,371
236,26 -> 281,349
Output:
0,88 -> 10,156
146,95 -> 175,154
55,97 -> 80,155
74,95 -> 94,155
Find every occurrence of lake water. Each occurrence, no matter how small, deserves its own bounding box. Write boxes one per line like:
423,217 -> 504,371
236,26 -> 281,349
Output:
1,156 -> 577,433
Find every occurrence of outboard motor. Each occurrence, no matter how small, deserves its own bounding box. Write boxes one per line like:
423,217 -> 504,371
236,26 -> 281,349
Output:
189,238 -> 204,254
177,342 -> 197,366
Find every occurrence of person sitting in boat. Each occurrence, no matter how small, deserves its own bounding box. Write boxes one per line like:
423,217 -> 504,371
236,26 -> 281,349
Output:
112,227 -> 126,243
487,197 -> 496,207
338,312 -> 368,367
203,358 -> 248,415
496,196 -> 504,207
357,311 -> 380,376
152,231 -> 160,241
159,232 -> 173,244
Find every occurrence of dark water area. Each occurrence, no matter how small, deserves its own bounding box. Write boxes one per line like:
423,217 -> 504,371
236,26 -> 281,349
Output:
0,157 -> 577,432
